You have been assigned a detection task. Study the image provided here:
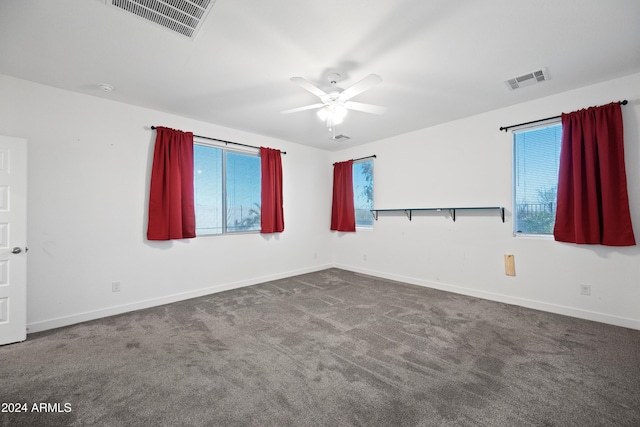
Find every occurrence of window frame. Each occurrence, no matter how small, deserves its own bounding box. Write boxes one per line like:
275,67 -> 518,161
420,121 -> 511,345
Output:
353,158 -> 374,229
511,120 -> 562,238
193,140 -> 261,236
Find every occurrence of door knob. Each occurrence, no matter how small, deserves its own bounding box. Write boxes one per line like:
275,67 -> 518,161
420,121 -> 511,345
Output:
11,247 -> 21,254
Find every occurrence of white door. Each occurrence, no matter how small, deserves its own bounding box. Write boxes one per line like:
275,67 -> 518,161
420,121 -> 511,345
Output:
0,136 -> 27,345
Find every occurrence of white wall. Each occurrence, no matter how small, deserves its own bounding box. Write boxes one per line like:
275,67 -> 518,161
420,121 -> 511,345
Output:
330,72 -> 640,330
0,74 -> 334,332
2,72 -> 638,333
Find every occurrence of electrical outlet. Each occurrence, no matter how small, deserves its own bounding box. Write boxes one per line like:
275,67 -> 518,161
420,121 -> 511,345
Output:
363,254 -> 367,261
580,284 -> 591,296
112,281 -> 121,292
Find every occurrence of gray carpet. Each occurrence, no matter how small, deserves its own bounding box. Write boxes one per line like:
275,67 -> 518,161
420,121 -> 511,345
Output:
1,268 -> 639,426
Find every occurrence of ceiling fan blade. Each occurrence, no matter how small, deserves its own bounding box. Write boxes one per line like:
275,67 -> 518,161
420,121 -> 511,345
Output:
280,103 -> 325,114
338,74 -> 383,101
344,101 -> 387,115
290,77 -> 328,98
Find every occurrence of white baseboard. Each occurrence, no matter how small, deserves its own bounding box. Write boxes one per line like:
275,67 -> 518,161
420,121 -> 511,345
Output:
334,263 -> 640,331
27,264 -> 333,334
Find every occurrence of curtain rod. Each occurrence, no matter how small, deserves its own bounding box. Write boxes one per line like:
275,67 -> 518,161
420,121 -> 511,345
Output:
150,126 -> 286,154
499,100 -> 628,132
333,154 -> 376,165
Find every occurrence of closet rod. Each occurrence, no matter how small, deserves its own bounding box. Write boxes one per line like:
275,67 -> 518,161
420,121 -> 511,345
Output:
150,126 -> 286,154
499,99 -> 628,132
334,154 -> 376,165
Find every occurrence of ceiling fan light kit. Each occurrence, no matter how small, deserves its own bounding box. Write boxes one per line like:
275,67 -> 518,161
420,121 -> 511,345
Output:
317,105 -> 348,126
282,72 -> 386,133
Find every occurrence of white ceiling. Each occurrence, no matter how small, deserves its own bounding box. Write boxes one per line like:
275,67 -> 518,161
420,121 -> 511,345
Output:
1,0 -> 640,150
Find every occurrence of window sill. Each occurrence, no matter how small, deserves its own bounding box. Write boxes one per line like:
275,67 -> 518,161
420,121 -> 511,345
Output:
513,232 -> 554,240
196,230 -> 261,237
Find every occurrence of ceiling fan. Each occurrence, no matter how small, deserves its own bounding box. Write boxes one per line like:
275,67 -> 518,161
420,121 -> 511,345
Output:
281,73 -> 386,129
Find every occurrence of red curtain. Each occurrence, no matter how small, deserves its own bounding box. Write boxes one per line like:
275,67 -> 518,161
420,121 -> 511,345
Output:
260,147 -> 284,233
554,102 -> 636,246
147,127 -> 196,240
331,160 -> 356,232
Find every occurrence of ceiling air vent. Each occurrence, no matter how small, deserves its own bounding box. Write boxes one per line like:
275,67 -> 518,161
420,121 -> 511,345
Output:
109,0 -> 215,39
505,68 -> 550,90
331,135 -> 351,141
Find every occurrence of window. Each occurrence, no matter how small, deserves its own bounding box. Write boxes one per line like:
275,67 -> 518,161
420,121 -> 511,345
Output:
513,122 -> 562,235
194,144 -> 261,235
353,159 -> 374,228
